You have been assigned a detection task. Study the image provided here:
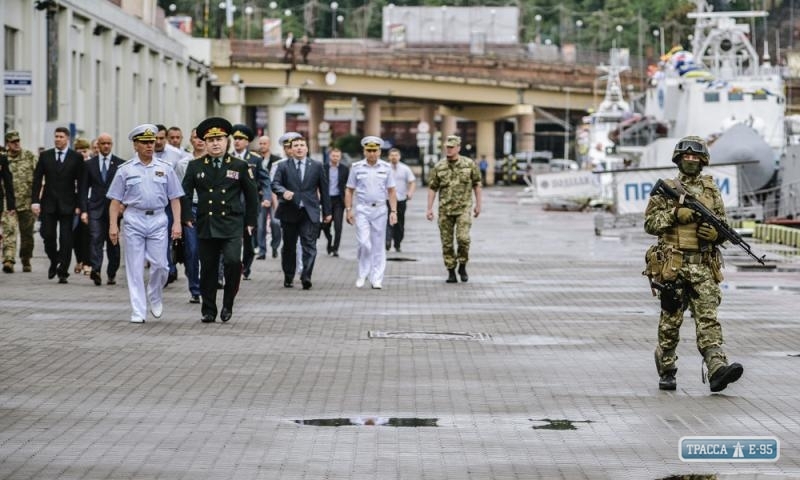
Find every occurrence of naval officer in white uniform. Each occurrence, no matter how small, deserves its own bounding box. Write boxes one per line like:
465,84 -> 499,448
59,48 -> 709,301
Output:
107,124 -> 184,323
344,136 -> 397,289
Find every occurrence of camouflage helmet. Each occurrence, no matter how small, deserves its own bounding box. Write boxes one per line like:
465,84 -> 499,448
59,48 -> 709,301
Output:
672,135 -> 709,166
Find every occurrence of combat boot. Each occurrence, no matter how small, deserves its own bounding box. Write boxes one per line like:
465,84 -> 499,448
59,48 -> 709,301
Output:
22,258 -> 31,272
457,263 -> 468,282
658,369 -> 677,391
2,260 -> 13,274
446,269 -> 457,283
709,362 -> 743,392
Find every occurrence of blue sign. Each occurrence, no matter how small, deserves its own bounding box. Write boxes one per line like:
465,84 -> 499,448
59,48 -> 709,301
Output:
680,436 -> 779,462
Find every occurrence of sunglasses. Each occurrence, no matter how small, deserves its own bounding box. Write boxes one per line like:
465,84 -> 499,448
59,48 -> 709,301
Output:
674,140 -> 707,155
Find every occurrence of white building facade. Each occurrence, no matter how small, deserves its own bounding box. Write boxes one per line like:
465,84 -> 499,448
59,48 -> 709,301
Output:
2,0 -> 209,156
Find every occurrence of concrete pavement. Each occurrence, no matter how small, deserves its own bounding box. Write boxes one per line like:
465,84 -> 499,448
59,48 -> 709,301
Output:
1,186 -> 799,479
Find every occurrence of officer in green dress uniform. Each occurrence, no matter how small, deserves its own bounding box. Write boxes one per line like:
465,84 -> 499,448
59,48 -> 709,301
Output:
181,117 -> 259,323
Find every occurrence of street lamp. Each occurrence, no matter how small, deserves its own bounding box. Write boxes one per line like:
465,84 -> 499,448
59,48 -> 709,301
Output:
535,14 -> 542,44
244,6 -> 254,40
652,27 -> 664,59
331,1 -> 339,38
615,24 -> 623,48
575,19 -> 583,49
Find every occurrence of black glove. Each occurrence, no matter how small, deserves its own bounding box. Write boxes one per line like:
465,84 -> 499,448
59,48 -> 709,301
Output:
697,222 -> 719,242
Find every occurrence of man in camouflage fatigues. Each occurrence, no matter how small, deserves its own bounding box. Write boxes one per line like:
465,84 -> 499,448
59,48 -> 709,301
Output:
2,131 -> 36,273
644,135 -> 743,393
426,135 -> 482,283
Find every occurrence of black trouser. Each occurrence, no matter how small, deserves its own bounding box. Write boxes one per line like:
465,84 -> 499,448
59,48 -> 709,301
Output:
198,236 -> 242,318
73,220 -> 90,267
88,211 -> 120,277
281,211 -> 319,282
42,212 -> 74,276
242,226 -> 255,274
386,199 -> 407,248
322,195 -> 344,253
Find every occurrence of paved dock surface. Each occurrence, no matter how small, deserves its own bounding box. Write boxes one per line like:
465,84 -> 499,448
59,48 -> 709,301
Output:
1,186 -> 798,479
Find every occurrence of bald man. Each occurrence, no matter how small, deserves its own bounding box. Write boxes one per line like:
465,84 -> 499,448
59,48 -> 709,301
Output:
79,133 -> 125,285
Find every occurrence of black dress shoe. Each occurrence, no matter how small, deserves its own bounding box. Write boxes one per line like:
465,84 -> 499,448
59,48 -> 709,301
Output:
256,254 -> 266,260
107,276 -> 116,285
272,248 -> 278,258
58,276 -> 68,284
90,271 -> 102,286
220,307 -> 232,323
48,263 -> 57,279
189,295 -> 200,304
332,251 -> 339,257
201,314 -> 215,323
164,271 -> 178,287
284,275 -> 294,288
302,280 -> 312,290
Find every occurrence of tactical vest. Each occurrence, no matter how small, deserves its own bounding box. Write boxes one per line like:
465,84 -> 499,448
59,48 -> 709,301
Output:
662,176 -> 716,251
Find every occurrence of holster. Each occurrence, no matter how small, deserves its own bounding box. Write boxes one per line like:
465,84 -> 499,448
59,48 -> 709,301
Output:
660,280 -> 687,314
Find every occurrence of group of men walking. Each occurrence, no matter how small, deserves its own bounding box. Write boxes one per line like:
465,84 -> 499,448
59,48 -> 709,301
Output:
0,120 -> 487,324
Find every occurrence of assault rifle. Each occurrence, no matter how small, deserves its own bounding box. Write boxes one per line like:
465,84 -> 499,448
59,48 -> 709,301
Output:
650,179 -> 766,265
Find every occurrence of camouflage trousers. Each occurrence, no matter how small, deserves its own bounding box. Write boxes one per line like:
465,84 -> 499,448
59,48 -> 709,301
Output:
437,210 -> 472,269
654,263 -> 728,380
2,209 -> 35,265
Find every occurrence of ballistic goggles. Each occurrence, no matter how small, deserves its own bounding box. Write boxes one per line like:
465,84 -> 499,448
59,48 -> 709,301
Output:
674,140 -> 708,157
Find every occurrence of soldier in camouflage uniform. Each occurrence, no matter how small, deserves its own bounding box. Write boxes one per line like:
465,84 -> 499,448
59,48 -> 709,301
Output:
2,131 -> 35,273
644,136 -> 743,393
426,135 -> 482,283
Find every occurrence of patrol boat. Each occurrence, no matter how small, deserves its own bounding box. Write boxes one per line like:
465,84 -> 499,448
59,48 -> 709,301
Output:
625,0 -> 783,193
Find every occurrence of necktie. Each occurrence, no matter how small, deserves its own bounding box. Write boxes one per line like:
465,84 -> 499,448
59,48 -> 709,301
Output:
57,151 -> 63,163
296,160 -> 304,181
214,158 -> 221,169
101,157 -> 108,182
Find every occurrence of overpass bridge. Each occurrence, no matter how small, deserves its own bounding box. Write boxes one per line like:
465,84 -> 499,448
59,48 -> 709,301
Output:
207,39 -> 646,181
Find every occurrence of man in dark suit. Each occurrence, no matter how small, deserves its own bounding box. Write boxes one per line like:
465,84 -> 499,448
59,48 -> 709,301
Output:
181,117 -> 259,323
271,135 -> 331,290
31,126 -> 85,283
322,147 -> 349,257
231,124 -> 269,280
79,133 -> 123,286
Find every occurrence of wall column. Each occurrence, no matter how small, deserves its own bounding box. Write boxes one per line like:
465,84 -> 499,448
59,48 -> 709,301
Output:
476,119 -> 497,185
363,98 -> 381,136
307,92 -> 325,156
219,84 -> 245,124
517,112 -> 534,153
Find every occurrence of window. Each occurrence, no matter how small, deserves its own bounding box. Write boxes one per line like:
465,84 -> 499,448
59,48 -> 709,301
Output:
704,92 -> 720,102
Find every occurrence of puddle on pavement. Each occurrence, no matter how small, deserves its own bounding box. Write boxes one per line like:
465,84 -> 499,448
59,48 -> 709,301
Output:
294,417 -> 438,427
530,418 -> 592,430
368,331 -> 491,341
656,475 -> 717,480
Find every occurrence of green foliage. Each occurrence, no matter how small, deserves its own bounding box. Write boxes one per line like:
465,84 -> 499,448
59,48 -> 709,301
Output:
157,0 -> 778,52
333,134 -> 362,156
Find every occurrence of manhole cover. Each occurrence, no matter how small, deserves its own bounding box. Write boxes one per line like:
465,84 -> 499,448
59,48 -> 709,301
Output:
368,331 -> 491,341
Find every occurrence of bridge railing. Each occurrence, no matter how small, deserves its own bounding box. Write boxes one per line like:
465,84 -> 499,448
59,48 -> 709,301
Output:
229,40 -> 646,90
